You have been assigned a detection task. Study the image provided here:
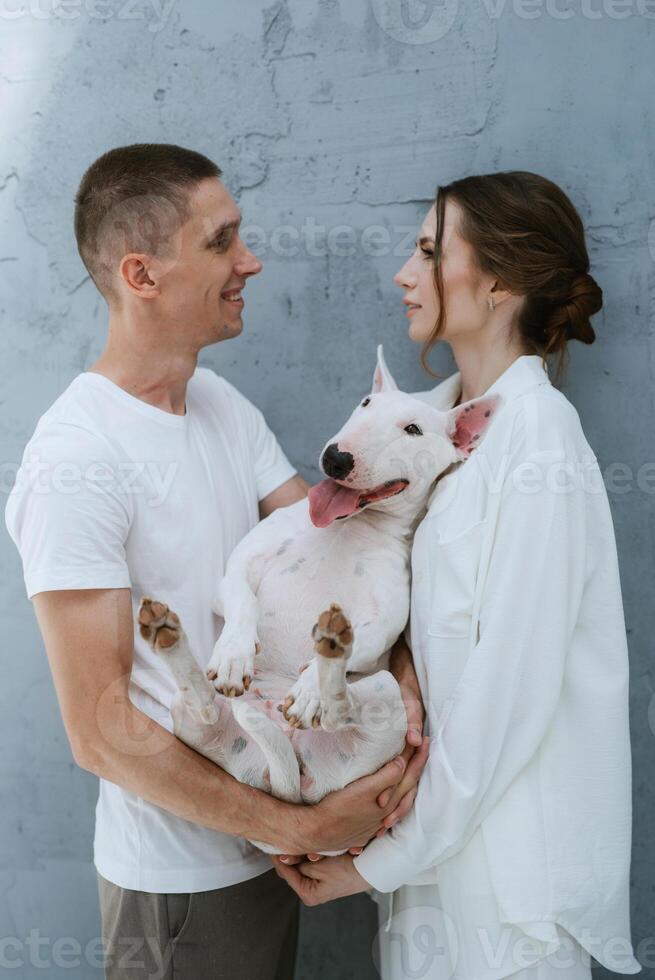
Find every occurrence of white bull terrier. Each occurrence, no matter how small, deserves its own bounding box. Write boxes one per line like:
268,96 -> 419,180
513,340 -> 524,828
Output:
137,346 -> 500,853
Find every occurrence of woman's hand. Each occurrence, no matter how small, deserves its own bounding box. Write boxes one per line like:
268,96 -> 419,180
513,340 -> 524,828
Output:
381,636 -> 426,830
272,853 -> 370,906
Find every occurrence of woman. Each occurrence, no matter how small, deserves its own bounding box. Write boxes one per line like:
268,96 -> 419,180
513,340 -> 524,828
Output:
274,172 -> 641,979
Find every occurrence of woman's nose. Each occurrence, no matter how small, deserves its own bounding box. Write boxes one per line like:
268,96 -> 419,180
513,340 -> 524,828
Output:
394,259 -> 415,289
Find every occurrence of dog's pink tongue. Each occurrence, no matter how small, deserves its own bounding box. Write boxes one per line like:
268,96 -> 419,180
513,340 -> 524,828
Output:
308,479 -> 362,527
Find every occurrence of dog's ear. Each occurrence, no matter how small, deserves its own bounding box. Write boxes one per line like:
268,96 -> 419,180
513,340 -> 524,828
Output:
371,345 -> 399,394
446,395 -> 502,460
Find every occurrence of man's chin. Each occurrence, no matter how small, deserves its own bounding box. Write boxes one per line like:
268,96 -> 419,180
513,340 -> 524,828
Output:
217,317 -> 243,339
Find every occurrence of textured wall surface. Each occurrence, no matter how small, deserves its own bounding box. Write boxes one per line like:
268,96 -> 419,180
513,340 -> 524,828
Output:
1,1 -> 654,977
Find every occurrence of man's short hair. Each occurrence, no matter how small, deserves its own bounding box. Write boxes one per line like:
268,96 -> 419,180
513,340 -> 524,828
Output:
74,143 -> 222,303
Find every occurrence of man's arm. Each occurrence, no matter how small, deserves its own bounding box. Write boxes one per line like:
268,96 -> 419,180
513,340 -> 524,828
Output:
33,586 -> 412,854
259,474 -> 310,518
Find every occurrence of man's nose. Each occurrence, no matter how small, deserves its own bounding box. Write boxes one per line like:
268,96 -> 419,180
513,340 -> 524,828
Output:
322,443 -> 355,480
235,240 -> 263,278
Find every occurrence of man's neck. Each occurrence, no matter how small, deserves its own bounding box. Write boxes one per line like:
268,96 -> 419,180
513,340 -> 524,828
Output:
88,322 -> 198,417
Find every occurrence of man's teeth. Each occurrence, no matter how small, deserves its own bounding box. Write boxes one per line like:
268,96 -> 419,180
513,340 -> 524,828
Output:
222,290 -> 242,301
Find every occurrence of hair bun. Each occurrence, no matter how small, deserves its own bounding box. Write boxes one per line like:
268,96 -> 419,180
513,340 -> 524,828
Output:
546,273 -> 602,347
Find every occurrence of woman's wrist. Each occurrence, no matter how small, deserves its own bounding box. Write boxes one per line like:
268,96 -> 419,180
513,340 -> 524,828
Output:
389,637 -> 417,685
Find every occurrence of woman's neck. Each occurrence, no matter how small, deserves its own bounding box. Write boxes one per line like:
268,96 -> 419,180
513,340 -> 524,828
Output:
451,338 -> 529,404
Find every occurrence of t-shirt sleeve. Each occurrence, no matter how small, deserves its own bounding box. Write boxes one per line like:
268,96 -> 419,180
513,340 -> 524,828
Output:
5,423 -> 132,600
218,376 -> 297,502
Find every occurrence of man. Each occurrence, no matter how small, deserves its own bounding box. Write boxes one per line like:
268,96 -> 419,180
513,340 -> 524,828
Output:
5,144 -> 425,979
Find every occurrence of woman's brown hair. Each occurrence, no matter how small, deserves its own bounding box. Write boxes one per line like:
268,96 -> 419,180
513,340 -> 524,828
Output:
423,171 -> 602,385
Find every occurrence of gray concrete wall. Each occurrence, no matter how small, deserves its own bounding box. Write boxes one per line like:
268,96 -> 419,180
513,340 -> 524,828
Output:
1,1 -> 653,977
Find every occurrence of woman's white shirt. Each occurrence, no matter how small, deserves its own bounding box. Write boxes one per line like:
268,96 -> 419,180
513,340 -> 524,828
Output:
353,354 -> 640,976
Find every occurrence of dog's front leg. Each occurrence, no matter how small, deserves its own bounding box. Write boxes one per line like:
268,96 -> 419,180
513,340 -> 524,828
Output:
206,552 -> 264,697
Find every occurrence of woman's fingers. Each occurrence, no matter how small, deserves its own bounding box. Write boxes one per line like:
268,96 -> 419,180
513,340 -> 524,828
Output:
406,724 -> 423,747
382,786 -> 418,829
277,854 -> 305,865
376,743 -> 413,808
377,736 -> 429,810
402,690 -> 425,747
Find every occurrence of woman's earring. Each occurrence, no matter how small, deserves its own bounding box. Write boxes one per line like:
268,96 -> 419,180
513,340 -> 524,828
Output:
487,295 -> 495,312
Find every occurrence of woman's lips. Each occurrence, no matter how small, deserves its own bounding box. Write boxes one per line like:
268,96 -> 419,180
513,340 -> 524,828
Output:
405,303 -> 422,317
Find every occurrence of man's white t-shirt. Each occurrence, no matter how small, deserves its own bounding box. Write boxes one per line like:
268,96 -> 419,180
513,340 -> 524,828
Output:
5,366 -> 297,893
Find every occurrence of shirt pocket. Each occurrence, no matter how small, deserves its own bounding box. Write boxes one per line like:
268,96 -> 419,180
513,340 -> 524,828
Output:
426,518 -> 487,639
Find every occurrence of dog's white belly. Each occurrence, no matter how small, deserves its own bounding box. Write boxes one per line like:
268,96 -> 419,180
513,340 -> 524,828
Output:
254,547 -> 380,679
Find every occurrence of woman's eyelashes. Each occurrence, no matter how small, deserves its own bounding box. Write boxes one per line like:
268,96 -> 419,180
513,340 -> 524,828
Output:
415,240 -> 434,260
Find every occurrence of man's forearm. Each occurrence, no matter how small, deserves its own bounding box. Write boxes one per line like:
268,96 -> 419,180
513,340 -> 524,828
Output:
78,702 -> 309,853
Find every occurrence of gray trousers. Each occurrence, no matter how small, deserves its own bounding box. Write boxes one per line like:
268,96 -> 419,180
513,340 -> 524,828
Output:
98,869 -> 299,980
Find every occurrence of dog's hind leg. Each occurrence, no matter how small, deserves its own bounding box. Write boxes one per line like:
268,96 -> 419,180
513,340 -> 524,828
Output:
138,597 -> 218,724
281,603 -> 356,730
313,604 -> 359,731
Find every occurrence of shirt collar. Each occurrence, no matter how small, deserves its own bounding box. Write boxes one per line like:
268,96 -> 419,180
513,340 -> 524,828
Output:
412,354 -> 551,411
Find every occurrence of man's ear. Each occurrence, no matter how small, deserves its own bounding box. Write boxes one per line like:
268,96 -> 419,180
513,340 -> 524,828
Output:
371,345 -> 399,394
446,395 -> 502,460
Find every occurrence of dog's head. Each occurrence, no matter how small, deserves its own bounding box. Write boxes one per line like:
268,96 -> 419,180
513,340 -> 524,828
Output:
308,346 -> 502,528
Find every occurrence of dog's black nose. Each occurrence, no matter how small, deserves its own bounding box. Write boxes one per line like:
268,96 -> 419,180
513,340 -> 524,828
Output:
322,443 -> 354,480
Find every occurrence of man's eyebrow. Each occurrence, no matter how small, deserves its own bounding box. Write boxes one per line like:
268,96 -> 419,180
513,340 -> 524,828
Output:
205,217 -> 242,243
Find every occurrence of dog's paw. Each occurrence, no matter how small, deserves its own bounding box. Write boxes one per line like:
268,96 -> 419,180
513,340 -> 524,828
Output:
312,603 -> 353,658
138,597 -> 182,651
206,636 -> 261,698
282,660 -> 322,729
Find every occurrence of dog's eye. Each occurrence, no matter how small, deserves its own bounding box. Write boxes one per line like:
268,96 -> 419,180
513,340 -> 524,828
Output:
404,423 -> 423,436
361,397 -> 371,407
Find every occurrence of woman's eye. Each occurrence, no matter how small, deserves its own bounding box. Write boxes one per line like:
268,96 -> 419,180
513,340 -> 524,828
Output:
361,397 -> 371,407
421,247 -> 433,260
404,423 -> 423,436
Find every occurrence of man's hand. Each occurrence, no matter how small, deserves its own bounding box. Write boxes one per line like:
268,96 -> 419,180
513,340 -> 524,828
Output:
284,735 -> 429,859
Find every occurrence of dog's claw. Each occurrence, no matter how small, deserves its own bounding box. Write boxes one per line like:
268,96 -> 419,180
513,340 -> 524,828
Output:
255,642 -> 262,655
243,676 -> 251,691
207,668 -> 217,681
